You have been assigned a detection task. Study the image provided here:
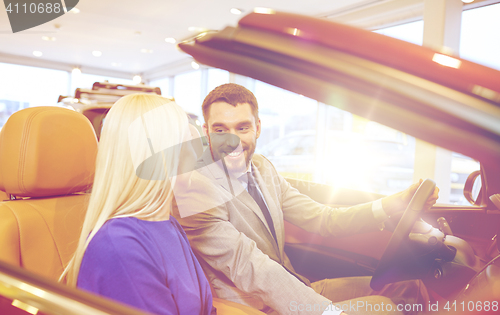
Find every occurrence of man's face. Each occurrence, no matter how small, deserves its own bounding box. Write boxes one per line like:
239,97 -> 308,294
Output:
204,101 -> 261,175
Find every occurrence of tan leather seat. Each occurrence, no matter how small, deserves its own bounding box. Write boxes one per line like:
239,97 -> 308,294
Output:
0,106 -> 97,281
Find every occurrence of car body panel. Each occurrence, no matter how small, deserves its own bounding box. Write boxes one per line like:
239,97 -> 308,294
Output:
238,11 -> 500,100
0,259 -> 152,315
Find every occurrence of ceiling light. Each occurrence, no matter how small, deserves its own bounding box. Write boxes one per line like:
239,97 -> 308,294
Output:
462,0 -> 474,3
69,8 -> 80,14
72,67 -> 81,75
42,36 -> 56,41
191,61 -> 200,70
111,62 -> 121,67
133,75 -> 142,84
254,7 -> 275,14
230,8 -> 242,15
92,50 -> 102,57
140,49 -> 153,53
32,51 -> 42,57
165,37 -> 176,44
432,53 -> 461,69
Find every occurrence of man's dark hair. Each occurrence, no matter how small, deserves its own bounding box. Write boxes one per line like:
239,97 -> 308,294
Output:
202,83 -> 259,123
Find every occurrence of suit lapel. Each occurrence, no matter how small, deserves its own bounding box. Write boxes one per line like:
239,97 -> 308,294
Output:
199,152 -> 269,228
199,151 -> 244,196
198,151 -> 282,256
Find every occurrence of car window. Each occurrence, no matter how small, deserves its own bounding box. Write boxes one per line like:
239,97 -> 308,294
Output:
264,135 -> 315,157
258,103 -> 479,205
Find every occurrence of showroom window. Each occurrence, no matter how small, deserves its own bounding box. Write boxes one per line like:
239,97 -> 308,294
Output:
173,70 -> 203,119
252,75 -> 419,195
254,80 -> 318,149
460,2 -> 500,70
374,20 -> 423,45
149,77 -> 171,97
207,69 -> 229,96
0,62 -> 137,129
171,68 -> 229,123
0,62 -> 69,129
373,3 -> 500,71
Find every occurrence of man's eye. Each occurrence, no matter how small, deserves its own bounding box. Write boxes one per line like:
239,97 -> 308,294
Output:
240,126 -> 249,131
215,129 -> 225,133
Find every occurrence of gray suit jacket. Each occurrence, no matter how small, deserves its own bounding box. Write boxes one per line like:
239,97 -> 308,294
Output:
173,154 -> 382,315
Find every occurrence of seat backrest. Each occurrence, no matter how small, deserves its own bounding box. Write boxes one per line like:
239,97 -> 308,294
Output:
0,107 -> 97,281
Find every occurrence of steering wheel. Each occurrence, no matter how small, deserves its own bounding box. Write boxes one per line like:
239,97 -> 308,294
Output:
370,179 -> 436,291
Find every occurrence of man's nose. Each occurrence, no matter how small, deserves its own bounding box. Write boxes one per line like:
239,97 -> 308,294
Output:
225,133 -> 240,148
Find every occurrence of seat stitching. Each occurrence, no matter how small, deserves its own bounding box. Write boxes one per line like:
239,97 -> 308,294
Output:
3,202 -> 23,266
18,111 -> 34,193
26,200 -> 65,268
11,199 -> 65,270
18,108 -> 58,194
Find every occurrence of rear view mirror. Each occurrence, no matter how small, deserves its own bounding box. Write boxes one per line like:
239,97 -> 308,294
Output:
463,170 -> 483,206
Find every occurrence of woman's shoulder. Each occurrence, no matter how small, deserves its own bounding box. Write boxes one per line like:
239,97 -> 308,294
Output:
97,217 -> 146,239
82,218 -> 163,269
87,218 -> 152,255
90,217 -> 184,251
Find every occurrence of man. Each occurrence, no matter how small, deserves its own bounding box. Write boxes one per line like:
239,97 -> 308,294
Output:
174,83 -> 438,315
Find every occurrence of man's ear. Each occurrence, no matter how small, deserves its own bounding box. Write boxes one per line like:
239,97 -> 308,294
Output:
202,123 -> 209,137
256,119 -> 261,139
203,123 -> 212,148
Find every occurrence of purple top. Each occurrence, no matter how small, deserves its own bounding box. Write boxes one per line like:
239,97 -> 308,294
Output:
78,216 -> 213,315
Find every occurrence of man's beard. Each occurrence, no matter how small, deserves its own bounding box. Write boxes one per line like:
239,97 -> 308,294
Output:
207,134 -> 254,176
219,145 -> 250,176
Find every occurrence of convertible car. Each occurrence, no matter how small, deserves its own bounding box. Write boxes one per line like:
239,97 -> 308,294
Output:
1,9 -> 500,315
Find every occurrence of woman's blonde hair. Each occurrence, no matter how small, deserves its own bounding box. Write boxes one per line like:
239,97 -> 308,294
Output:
62,93 -> 188,286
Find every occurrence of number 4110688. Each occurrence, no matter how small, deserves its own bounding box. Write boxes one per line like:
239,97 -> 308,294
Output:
443,300 -> 498,312
5,2 -> 62,14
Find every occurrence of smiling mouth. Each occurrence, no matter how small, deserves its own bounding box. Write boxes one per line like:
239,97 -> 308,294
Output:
226,150 -> 243,158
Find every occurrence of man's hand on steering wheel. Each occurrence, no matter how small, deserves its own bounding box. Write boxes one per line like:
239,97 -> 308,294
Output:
381,179 -> 440,217
370,179 -> 438,290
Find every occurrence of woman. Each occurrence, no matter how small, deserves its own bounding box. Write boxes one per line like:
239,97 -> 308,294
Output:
62,93 -> 212,315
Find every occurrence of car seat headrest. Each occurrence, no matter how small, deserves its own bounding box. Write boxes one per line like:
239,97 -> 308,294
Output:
0,107 -> 97,197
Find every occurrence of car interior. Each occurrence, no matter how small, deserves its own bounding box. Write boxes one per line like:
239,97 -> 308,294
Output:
177,10 -> 500,313
1,97 -> 499,315
1,102 -> 498,314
